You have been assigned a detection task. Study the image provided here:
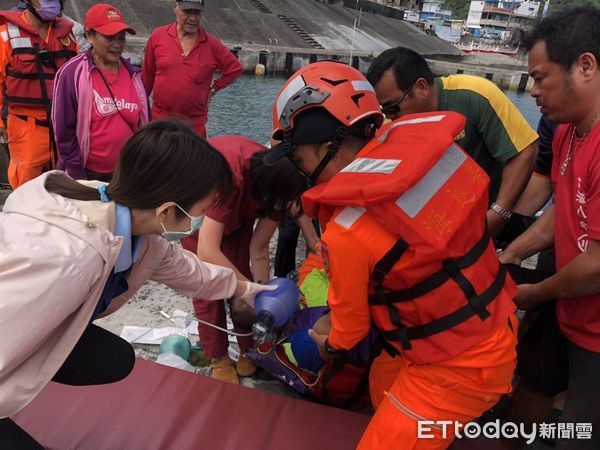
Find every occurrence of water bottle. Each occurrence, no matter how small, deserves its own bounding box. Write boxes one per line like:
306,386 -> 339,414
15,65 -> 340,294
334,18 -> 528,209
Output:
253,278 -> 300,343
159,335 -> 192,361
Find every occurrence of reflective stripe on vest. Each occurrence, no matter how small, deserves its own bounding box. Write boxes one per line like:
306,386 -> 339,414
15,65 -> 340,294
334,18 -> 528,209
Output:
337,143 -> 467,219
377,114 -> 447,143
396,143 -> 467,219
341,158 -> 402,175
334,206 -> 366,230
2,21 -> 76,109
6,22 -> 32,50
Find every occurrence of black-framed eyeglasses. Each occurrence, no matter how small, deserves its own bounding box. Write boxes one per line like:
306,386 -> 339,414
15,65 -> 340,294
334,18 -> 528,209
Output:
380,81 -> 415,117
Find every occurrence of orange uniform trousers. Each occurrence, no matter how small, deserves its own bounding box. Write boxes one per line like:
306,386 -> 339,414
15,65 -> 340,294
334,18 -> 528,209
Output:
6,112 -> 53,189
358,315 -> 517,450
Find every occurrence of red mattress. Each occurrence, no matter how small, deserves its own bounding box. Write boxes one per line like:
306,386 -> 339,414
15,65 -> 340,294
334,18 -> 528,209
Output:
12,358 -> 370,450
12,358 -> 505,450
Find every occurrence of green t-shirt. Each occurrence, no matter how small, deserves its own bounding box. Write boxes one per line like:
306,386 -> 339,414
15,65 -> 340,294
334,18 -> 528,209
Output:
436,75 -> 538,202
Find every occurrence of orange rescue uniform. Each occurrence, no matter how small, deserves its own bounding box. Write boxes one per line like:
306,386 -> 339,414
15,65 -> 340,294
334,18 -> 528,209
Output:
0,11 -> 77,188
302,112 -> 518,449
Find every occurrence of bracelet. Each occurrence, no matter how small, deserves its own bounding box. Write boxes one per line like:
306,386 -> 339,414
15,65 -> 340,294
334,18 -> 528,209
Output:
324,339 -> 346,357
490,202 -> 513,222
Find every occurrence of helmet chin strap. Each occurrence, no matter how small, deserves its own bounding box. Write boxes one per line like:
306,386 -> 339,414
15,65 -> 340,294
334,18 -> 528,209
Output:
308,126 -> 347,184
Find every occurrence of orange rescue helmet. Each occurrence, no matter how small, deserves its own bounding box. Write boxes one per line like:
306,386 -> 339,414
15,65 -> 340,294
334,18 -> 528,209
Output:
272,61 -> 384,139
266,62 -> 384,176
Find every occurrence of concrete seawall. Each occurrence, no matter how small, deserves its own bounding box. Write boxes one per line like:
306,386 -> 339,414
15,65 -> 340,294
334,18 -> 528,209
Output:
123,39 -> 533,92
0,0 -> 532,92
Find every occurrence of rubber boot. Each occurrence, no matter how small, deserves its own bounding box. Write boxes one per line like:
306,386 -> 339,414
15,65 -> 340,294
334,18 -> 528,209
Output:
210,356 -> 239,385
236,354 -> 257,377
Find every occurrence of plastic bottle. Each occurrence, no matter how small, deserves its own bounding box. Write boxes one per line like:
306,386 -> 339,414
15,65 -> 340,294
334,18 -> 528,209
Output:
253,278 -> 300,343
159,335 -> 192,361
156,335 -> 196,372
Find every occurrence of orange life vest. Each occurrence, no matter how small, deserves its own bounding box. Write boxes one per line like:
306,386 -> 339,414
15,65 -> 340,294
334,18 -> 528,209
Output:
0,11 -> 77,110
302,111 -> 517,364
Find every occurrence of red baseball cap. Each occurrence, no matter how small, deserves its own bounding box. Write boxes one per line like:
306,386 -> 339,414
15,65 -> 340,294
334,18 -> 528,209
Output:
85,3 -> 136,36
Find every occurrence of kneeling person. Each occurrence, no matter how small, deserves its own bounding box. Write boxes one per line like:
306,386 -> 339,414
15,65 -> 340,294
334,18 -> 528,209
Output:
263,62 -> 518,449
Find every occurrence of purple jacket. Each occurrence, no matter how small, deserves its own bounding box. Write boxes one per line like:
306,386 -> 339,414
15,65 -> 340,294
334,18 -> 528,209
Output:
52,50 -> 150,179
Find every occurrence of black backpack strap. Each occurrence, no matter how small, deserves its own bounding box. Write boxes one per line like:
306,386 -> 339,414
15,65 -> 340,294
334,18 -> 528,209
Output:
369,228 -> 490,305
442,257 -> 491,321
6,68 -> 54,80
373,238 -> 410,285
12,46 -> 75,58
372,237 -> 409,304
370,237 -> 412,349
3,95 -> 49,106
31,43 -> 57,168
380,264 -> 506,344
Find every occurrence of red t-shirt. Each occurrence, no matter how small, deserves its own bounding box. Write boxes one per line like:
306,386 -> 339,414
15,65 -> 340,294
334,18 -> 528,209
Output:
141,25 -> 243,128
86,67 -> 140,174
552,122 -> 600,352
180,136 -> 265,275
206,136 -> 265,235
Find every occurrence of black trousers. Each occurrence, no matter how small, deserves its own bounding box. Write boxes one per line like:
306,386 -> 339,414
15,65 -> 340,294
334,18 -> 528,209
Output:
0,324 -> 135,449
274,216 -> 300,277
508,265 -> 600,449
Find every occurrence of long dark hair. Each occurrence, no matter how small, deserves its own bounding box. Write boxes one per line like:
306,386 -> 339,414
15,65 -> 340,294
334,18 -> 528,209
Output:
250,150 -> 310,218
45,119 -> 233,214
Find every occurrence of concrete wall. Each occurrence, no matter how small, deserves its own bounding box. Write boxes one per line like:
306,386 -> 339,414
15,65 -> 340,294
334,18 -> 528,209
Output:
0,0 -> 531,91
428,59 -> 534,91
32,0 -> 460,57
121,39 -> 532,92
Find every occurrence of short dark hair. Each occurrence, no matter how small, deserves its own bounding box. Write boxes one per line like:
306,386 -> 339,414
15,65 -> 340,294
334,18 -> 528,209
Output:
523,6 -> 600,70
367,47 -> 434,91
251,150 -> 310,218
45,119 -> 233,215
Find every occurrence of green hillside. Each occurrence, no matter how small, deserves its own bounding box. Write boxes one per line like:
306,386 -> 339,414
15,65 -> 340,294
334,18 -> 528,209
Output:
443,0 -> 600,21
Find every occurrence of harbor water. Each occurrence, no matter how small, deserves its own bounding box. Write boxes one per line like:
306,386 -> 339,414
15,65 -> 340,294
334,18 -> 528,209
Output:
207,74 -> 542,144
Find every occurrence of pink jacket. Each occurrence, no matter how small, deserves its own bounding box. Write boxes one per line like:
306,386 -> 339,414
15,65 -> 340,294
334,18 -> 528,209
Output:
0,172 -> 237,417
53,50 -> 150,179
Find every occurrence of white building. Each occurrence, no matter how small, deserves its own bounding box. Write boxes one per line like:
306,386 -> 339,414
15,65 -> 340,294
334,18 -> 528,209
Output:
466,0 -> 540,38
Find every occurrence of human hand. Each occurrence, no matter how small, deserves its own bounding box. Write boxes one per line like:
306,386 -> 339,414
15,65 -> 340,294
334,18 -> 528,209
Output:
498,248 -> 522,266
305,238 -> 321,255
0,127 -> 7,144
207,88 -> 216,107
312,313 -> 331,335
308,328 -> 332,360
232,280 -> 277,307
514,283 -> 545,311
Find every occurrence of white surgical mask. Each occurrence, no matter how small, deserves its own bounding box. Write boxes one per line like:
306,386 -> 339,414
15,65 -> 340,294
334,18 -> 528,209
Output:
160,204 -> 204,242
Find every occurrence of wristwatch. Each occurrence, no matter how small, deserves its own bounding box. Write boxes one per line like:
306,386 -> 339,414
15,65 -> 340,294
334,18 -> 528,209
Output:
324,339 -> 346,357
490,202 -> 513,222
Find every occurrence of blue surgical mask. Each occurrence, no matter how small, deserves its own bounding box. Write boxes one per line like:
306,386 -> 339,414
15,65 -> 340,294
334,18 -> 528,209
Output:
160,204 -> 204,242
37,0 -> 62,21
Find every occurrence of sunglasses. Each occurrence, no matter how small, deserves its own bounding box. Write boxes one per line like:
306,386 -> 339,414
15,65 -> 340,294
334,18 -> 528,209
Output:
380,81 -> 416,117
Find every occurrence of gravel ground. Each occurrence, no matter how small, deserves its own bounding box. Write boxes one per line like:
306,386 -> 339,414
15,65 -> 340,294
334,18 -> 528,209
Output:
94,230 -> 307,398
